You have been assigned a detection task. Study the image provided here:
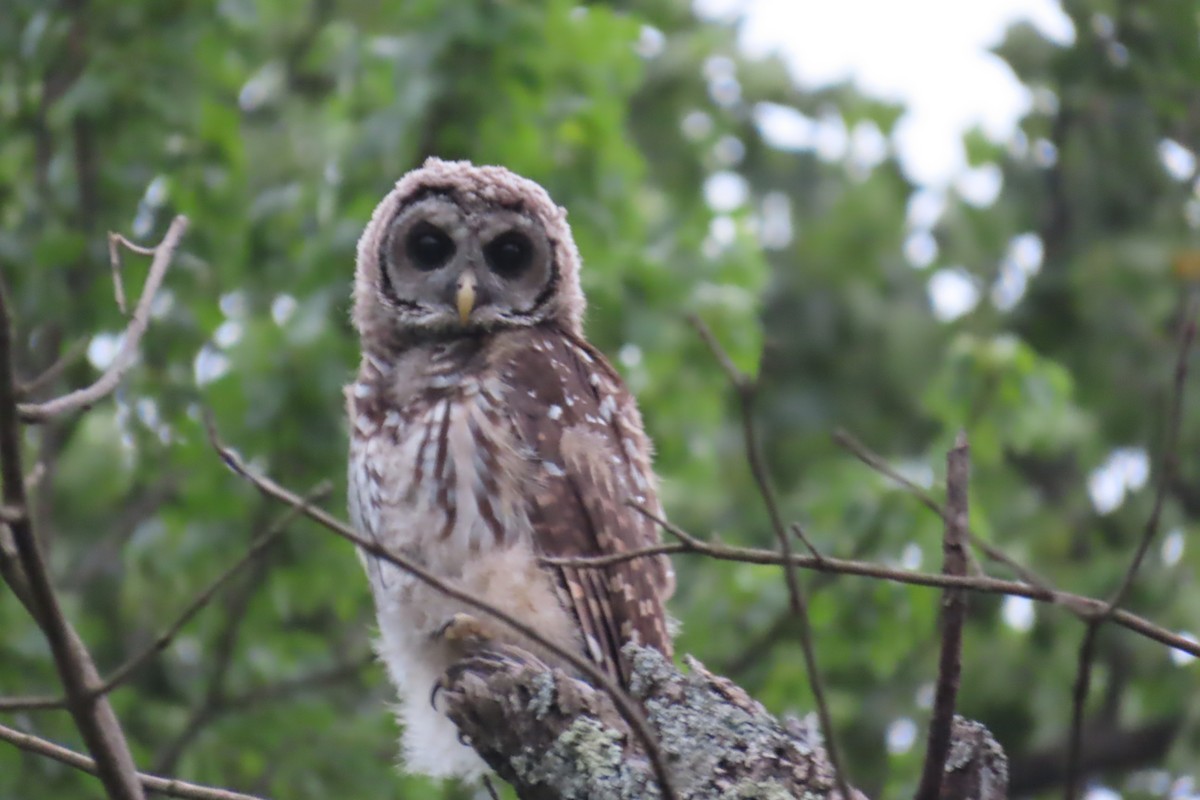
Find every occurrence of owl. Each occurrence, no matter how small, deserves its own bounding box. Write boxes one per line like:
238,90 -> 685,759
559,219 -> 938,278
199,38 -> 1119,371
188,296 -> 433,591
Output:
346,158 -> 676,780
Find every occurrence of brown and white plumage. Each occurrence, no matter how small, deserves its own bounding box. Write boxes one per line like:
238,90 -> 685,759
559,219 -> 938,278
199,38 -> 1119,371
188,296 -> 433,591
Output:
346,158 -> 675,779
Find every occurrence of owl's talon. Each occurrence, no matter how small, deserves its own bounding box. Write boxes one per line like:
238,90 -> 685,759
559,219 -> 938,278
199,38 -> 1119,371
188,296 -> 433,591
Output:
435,612 -> 492,650
430,675 -> 448,710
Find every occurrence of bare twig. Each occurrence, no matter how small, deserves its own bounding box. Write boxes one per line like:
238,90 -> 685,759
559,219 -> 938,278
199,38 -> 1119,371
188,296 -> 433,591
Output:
0,692 -> 61,712
915,433 -> 970,800
155,504 -> 281,775
790,522 -> 825,564
106,233 -> 157,316
0,483 -> 330,714
119,483 -> 329,703
833,428 -> 1049,590
0,279 -> 145,799
1066,304 -> 1197,800
688,314 -> 851,800
541,507 -> 1200,660
220,652 -> 372,710
15,338 -> 88,399
19,215 -> 188,424
206,420 -> 680,800
0,721 -> 263,800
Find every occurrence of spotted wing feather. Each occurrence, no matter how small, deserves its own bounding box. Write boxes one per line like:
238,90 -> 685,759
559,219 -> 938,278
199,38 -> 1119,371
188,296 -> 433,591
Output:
499,326 -> 674,684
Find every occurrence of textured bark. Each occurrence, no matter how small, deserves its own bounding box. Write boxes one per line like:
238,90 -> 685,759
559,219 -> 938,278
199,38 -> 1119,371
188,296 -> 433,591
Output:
939,718 -> 1008,800
441,644 -> 1008,800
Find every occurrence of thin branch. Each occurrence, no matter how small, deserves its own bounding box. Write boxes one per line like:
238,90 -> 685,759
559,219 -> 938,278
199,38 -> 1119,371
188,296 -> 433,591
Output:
0,722 -> 263,800
15,338 -> 88,399
0,483 -> 330,714
0,693 -> 62,712
155,503 -> 282,775
19,215 -> 188,424
833,428 -> 1049,590
0,278 -> 145,799
206,420 -> 680,800
116,483 -> 329,703
688,314 -> 851,800
790,522 -> 825,564
1066,304 -> 1197,800
915,432 -> 970,800
221,652 -> 372,711
540,507 -> 1200,660
106,233 -> 156,316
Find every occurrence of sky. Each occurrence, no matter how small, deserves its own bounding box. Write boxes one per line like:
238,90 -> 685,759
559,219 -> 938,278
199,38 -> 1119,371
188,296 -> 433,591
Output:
697,0 -> 1076,186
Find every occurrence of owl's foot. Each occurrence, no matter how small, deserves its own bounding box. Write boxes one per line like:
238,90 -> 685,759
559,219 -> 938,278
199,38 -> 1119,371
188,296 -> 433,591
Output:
430,644 -> 528,711
435,612 -> 494,650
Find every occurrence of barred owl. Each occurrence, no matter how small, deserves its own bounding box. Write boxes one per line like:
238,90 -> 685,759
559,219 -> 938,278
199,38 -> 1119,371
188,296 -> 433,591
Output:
346,158 -> 676,780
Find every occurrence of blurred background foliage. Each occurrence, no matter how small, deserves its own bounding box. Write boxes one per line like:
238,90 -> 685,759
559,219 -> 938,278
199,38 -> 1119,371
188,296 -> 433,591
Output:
1,0 -> 1198,797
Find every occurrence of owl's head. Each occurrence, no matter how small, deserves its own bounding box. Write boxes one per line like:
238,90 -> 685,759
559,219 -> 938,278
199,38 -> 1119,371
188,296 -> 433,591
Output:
354,158 -> 585,352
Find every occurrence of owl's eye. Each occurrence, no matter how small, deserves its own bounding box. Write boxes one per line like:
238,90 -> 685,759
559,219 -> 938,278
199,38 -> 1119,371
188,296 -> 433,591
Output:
485,231 -> 534,278
405,224 -> 455,271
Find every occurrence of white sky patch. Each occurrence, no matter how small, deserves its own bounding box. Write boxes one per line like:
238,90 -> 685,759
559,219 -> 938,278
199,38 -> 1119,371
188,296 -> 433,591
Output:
682,109 -> 715,140
271,294 -> 298,326
904,230 -> 938,269
213,320 -> 243,350
704,171 -> 750,211
636,25 -> 666,59
703,216 -> 738,259
150,289 -> 175,320
619,343 -> 643,369
1159,138 -> 1197,182
886,717 -> 918,755
759,191 -> 794,249
697,0 -> 1074,186
754,103 -> 817,150
907,189 -> 947,229
87,332 -> 125,372
900,542 -> 923,570
928,268 -> 980,322
1161,529 -> 1185,567
1002,595 -> 1035,632
992,232 -> 1045,311
1087,447 -> 1150,515
714,134 -> 746,166
194,345 -> 231,387
850,121 -> 889,174
1083,786 -> 1122,800
219,291 -> 247,319
956,163 -> 1003,207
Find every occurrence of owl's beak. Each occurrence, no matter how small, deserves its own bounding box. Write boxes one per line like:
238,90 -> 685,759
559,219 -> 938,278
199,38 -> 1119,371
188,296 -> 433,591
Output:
455,273 -> 477,324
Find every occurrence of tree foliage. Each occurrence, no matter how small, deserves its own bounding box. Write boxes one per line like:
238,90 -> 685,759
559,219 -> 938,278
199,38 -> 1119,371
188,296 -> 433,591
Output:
1,1 -> 1197,798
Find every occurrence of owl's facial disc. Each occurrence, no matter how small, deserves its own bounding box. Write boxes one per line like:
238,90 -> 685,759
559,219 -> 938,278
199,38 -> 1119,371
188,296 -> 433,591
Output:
379,195 -> 557,334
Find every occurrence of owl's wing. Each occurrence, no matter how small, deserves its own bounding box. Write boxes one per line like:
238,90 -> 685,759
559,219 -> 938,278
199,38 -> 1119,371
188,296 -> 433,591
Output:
499,327 -> 675,685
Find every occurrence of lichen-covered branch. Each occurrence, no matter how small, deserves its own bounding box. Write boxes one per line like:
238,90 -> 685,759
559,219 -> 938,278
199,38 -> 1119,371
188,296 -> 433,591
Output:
441,644 -> 1008,800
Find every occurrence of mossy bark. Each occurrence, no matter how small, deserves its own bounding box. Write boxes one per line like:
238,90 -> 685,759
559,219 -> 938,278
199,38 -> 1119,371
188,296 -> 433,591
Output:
441,644 -> 1007,800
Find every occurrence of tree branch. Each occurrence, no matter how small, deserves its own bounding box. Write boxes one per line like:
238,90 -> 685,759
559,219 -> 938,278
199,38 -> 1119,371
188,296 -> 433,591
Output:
832,429 -> 1047,590
0,721 -> 263,800
689,314 -> 851,800
0,277 -> 145,799
18,215 -> 188,424
915,433 -> 969,800
440,642 -> 1006,799
0,483 -> 329,714
542,508 -> 1200,659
